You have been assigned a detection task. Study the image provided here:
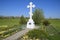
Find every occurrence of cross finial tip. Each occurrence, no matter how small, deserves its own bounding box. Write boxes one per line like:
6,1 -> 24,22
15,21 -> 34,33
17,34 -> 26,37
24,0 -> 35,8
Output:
30,2 -> 32,4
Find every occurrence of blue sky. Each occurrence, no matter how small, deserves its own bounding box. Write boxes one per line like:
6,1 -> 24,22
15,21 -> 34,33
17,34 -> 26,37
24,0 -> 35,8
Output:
0,0 -> 60,18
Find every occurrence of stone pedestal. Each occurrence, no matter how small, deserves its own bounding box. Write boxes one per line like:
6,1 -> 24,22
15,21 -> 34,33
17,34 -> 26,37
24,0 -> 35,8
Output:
27,19 -> 35,29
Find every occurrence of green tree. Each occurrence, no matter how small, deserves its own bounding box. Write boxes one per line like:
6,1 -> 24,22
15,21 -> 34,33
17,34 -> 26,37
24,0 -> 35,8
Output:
19,15 -> 27,24
33,8 -> 44,25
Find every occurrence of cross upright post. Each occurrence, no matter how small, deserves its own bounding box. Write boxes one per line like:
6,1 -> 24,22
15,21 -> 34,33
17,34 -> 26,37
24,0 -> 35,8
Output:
27,2 -> 35,19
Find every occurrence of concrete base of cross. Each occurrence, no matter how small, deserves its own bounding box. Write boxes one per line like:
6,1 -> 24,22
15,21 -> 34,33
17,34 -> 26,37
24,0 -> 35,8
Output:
27,19 -> 35,29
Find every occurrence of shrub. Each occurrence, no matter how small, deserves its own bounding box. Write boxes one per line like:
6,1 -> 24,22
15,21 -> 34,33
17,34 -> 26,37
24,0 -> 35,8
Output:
43,20 -> 50,26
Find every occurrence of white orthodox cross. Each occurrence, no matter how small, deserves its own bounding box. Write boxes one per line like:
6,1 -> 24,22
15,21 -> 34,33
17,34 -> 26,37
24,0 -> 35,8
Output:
27,2 -> 35,19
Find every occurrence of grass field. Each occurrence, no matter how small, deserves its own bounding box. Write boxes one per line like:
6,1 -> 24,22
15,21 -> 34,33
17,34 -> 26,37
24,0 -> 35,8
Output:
0,18 -> 21,39
0,18 -> 60,30
45,19 -> 60,40
0,18 -> 20,31
0,18 -> 60,40
19,19 -> 60,40
0,18 -> 20,26
49,19 -> 60,31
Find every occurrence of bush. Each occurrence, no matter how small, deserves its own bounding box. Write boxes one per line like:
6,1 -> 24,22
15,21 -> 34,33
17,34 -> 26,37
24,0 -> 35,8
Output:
27,29 -> 50,39
19,15 -> 27,24
43,20 -> 50,26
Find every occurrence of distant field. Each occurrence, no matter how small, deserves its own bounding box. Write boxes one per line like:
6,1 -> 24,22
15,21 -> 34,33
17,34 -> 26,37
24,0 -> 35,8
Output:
49,19 -> 60,31
0,18 -> 60,30
0,18 -> 20,26
0,18 -> 20,33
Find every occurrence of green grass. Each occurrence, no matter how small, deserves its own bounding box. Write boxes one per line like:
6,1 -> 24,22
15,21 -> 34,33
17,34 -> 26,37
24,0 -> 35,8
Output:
0,18 -> 60,40
0,18 -> 20,26
0,18 -> 21,39
0,18 -> 20,31
47,19 -> 60,40
49,19 -> 60,31
20,19 -> 60,40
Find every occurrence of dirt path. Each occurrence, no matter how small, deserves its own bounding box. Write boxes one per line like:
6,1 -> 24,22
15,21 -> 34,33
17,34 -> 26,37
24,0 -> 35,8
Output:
3,28 -> 31,40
